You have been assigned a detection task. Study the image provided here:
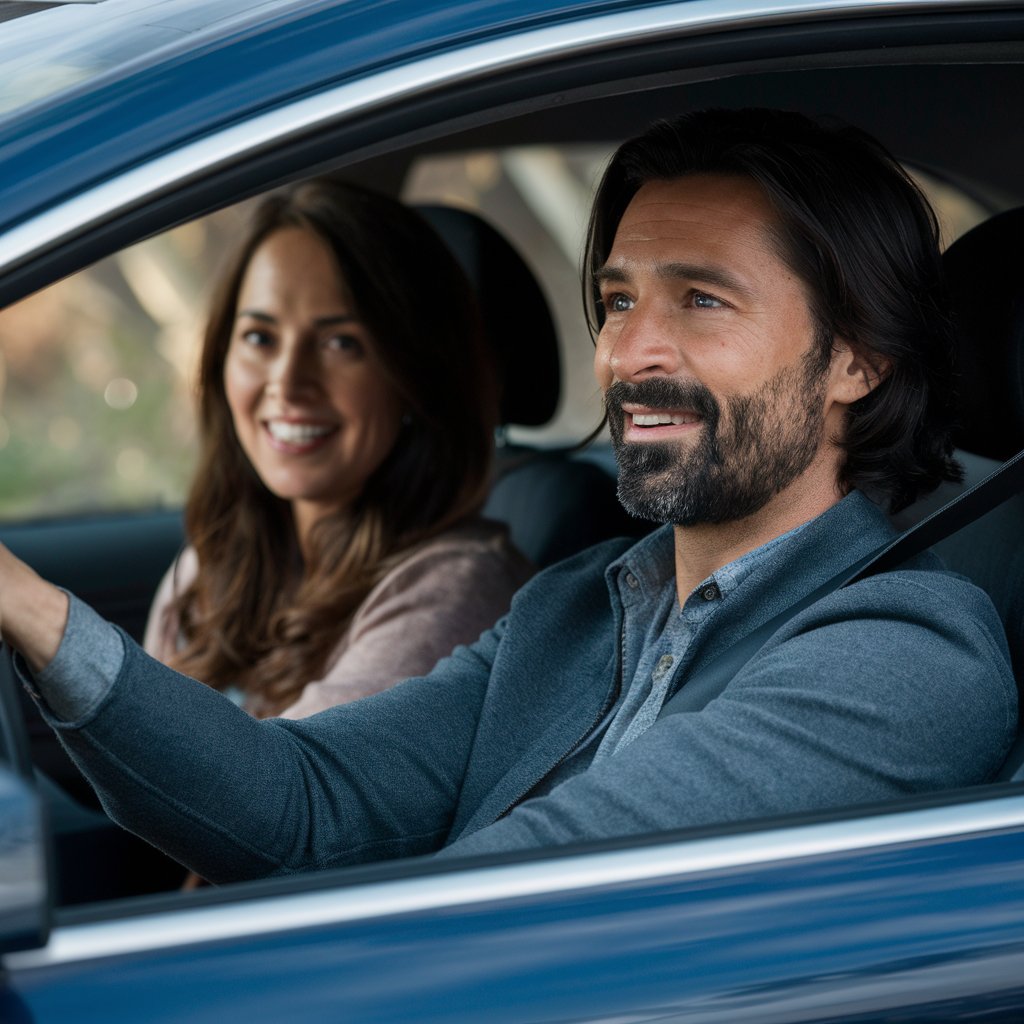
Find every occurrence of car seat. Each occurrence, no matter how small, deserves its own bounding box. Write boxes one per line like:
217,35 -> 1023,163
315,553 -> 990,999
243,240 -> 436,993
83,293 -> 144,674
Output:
931,207 -> 1024,780
415,204 -> 645,567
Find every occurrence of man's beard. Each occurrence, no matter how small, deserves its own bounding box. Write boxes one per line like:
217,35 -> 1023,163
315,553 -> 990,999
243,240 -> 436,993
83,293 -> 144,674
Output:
606,351 -> 830,527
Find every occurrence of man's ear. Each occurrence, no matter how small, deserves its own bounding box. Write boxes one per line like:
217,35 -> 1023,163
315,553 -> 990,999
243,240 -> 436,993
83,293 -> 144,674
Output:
829,337 -> 890,407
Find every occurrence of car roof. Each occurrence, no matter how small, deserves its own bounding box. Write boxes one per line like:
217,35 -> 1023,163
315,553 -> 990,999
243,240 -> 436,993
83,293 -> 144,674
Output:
0,0 -> 1022,299
0,0 -> 309,111
0,0 -> 655,227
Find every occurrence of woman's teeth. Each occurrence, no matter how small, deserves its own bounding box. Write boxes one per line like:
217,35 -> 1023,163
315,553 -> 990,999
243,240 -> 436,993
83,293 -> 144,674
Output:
266,421 -> 333,443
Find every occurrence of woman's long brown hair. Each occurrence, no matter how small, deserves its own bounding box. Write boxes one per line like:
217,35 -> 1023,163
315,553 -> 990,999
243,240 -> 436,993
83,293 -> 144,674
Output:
165,179 -> 497,715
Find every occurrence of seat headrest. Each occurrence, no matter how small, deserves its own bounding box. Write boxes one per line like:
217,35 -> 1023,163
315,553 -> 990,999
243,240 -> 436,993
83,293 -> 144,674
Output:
942,207 -> 1024,460
416,204 -> 561,428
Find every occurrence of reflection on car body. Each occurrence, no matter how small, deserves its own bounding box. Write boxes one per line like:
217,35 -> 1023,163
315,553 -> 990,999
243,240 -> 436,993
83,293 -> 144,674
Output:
0,0 -> 1023,1021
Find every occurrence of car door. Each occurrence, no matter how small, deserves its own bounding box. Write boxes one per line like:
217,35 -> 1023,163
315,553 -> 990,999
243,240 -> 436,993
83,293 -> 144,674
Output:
2,1 -> 1024,1021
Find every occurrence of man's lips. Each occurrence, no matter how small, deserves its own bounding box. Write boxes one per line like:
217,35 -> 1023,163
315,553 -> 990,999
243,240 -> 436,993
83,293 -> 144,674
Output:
621,404 -> 702,441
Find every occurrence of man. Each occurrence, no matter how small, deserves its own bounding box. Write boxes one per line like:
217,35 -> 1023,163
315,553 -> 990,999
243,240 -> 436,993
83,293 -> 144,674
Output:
0,109 -> 1015,881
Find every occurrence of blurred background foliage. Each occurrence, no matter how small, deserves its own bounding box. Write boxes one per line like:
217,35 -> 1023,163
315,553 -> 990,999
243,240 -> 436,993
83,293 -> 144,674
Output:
0,204 -> 249,519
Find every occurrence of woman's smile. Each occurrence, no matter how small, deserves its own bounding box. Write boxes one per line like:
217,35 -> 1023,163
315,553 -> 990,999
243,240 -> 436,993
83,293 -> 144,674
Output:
223,226 -> 404,535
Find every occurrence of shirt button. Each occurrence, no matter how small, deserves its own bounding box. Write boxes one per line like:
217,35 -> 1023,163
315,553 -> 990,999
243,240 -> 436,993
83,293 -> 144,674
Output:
625,572 -> 639,590
701,582 -> 721,602
652,654 -> 674,681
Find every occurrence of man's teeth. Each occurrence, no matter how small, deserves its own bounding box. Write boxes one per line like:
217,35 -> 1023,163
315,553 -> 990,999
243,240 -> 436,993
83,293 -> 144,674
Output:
266,421 -> 333,443
632,413 -> 698,426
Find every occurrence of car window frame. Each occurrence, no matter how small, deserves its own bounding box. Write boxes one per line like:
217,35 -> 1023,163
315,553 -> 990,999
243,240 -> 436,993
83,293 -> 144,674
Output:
3,0 -> 1024,300
1,0 -> 1023,968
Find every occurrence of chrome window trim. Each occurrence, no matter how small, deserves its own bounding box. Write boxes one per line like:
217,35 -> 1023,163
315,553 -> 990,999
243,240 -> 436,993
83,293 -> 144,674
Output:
7,794 -> 1024,970
0,0 -> 1004,276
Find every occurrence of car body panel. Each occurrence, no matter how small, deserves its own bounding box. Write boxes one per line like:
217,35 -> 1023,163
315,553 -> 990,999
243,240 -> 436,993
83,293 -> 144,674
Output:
4,0 -> 1022,288
0,0 -> 1022,1019
0,0 -> 685,237
5,794 -> 1024,1021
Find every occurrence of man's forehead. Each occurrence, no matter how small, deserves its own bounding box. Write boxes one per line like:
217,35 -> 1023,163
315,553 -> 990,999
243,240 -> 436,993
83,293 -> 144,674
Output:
613,174 -> 778,244
601,174 -> 787,286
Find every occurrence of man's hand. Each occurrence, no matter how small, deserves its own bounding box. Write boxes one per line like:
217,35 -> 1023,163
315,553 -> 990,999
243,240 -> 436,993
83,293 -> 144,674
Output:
0,543 -> 69,672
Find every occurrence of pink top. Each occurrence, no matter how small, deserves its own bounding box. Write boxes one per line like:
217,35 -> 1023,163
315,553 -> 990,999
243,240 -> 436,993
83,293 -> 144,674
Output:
143,519 -> 534,719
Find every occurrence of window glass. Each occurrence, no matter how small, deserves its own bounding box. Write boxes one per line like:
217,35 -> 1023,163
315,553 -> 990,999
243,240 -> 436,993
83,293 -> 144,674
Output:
0,206 -> 247,522
0,152 -> 992,523
911,167 -> 991,248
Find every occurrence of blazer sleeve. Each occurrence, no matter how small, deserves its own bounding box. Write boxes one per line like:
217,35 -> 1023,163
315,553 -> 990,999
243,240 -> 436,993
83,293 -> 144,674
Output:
36,618 -> 506,883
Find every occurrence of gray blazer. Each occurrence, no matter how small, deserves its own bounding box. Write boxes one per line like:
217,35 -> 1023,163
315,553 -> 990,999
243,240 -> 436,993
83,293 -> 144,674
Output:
36,491 -> 1016,883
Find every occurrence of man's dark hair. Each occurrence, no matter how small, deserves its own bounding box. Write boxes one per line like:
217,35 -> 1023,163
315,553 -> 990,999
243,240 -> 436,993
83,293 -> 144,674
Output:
584,107 -> 961,513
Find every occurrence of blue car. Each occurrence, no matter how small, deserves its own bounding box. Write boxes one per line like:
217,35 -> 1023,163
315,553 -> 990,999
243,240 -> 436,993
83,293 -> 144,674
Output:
0,0 -> 1022,1020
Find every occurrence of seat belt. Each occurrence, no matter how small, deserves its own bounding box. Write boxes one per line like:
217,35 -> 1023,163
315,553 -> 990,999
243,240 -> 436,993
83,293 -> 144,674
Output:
658,447 -> 1024,724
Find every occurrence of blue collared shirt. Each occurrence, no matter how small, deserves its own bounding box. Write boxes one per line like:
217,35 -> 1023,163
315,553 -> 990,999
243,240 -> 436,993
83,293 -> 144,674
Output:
536,521 -> 806,794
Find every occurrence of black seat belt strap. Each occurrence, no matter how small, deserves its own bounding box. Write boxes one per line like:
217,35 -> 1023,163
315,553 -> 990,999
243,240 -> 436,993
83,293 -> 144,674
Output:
658,447 -> 1024,718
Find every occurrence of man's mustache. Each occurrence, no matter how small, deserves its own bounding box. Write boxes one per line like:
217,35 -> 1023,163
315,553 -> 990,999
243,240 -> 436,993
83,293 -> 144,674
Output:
604,379 -> 720,429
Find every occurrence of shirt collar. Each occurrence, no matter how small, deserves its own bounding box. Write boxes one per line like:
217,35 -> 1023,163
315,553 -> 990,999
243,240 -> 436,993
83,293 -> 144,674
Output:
704,522 -> 806,601
606,517 -> 810,609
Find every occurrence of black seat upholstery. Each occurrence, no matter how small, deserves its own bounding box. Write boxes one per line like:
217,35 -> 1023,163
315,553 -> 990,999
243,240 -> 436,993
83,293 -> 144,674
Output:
932,207 -> 1024,780
416,204 -> 643,567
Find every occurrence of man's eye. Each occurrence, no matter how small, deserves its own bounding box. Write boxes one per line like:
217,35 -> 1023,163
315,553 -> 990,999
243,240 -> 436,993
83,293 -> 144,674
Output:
606,293 -> 634,313
692,291 -> 724,309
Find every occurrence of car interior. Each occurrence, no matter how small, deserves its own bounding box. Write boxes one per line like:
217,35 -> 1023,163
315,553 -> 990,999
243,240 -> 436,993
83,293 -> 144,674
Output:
931,207 -> 1024,778
1,25 -> 1023,916
414,202 -> 646,566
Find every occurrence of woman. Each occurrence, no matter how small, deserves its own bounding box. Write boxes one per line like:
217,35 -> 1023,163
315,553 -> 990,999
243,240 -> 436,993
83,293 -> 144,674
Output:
144,178 -> 532,718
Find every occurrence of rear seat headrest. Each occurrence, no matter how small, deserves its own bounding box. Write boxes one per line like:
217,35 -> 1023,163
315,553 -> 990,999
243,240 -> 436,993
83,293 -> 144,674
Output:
415,204 -> 561,429
942,206 -> 1024,460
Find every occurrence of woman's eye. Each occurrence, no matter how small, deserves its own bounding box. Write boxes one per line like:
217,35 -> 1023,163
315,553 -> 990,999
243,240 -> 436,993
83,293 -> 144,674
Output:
605,293 -> 634,313
241,329 -> 273,347
324,333 -> 363,355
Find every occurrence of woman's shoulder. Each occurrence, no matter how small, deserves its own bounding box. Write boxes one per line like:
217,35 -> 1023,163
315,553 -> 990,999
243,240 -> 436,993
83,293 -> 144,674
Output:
155,545 -> 200,601
363,519 -> 534,609
397,518 -> 530,570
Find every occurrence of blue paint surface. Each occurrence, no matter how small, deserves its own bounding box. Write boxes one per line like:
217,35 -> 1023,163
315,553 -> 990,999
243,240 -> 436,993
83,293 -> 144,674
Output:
5,827 -> 1024,1021
0,0 -> 666,234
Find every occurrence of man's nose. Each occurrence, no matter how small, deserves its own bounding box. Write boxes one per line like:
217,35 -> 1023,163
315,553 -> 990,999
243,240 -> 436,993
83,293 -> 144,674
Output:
596,304 -> 683,383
